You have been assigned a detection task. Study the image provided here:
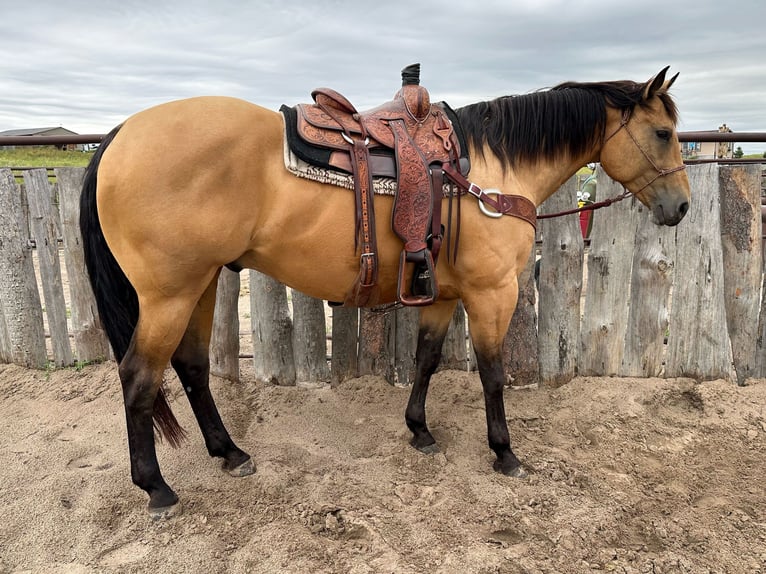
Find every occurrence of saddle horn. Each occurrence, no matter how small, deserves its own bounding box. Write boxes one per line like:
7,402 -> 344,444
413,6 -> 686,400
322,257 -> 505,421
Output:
401,63 -> 421,86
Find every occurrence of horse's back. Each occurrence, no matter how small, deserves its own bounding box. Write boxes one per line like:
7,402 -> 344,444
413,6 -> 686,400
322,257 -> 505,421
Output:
102,96 -> 283,177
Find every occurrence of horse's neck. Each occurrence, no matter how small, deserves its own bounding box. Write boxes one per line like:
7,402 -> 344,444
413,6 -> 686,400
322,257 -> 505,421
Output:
471,148 -> 595,208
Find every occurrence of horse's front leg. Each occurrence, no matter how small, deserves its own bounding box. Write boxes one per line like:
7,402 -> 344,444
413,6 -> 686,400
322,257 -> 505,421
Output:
463,287 -> 527,478
405,299 -> 458,453
473,351 -> 526,477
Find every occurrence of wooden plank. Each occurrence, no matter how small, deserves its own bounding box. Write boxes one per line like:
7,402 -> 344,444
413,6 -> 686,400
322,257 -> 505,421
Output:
620,211 -> 676,377
537,175 -> 583,386
665,164 -> 734,381
210,268 -> 240,381
24,169 -> 73,367
249,270 -> 296,385
580,170 -> 641,376
392,306 -> 418,386
0,168 -> 47,368
440,302 -> 468,371
330,306 -> 358,385
719,164 -> 762,384
503,247 -> 538,386
357,308 -> 393,381
54,167 -> 110,363
291,289 -> 330,385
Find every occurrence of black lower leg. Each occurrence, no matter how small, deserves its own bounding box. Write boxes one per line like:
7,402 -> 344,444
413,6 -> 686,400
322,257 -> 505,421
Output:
119,359 -> 179,512
474,351 -> 525,477
171,351 -> 251,471
405,326 -> 448,453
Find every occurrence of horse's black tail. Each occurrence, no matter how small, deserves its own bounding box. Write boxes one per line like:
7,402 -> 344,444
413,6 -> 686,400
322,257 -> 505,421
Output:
80,126 -> 186,448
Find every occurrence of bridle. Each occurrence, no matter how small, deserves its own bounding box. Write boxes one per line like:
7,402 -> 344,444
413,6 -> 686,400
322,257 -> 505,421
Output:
603,107 -> 687,196
445,105 -> 688,227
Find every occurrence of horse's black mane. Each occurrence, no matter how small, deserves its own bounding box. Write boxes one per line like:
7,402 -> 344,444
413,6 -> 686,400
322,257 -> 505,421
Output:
455,79 -> 679,168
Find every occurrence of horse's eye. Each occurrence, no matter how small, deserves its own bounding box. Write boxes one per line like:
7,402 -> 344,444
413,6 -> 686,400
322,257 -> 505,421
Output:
656,129 -> 671,142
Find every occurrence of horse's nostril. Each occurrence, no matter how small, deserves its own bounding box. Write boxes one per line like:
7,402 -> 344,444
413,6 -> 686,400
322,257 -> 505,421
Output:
679,201 -> 689,217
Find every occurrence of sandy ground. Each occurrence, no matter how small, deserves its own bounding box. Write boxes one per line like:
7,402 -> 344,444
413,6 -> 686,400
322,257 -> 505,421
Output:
1,361 -> 765,574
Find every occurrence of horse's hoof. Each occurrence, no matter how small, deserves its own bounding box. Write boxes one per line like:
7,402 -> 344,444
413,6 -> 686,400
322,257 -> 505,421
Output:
148,501 -> 183,520
410,437 -> 440,455
224,457 -> 256,478
418,443 -> 441,455
494,460 -> 528,478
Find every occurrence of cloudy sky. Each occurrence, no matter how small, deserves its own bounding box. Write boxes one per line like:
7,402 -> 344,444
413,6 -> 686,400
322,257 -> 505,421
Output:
2,0 -> 765,152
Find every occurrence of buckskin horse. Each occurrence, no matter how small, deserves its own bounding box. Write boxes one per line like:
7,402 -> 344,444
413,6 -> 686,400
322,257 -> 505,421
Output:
80,66 -> 690,518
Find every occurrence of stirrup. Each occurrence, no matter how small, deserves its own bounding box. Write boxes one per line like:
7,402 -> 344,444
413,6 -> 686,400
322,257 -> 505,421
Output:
397,249 -> 438,306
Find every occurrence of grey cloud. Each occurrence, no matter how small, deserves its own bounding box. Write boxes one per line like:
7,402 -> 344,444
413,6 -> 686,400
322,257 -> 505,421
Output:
1,0 -> 765,153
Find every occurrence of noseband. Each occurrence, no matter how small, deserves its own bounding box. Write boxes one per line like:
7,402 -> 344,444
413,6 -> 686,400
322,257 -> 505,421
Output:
604,108 -> 687,196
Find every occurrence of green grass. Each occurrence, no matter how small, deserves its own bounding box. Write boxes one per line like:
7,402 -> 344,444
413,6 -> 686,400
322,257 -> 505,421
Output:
0,147 -> 93,168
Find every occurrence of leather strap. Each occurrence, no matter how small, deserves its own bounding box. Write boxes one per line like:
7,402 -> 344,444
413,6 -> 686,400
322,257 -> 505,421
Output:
429,165 -> 444,263
345,138 -> 378,306
442,164 -> 537,229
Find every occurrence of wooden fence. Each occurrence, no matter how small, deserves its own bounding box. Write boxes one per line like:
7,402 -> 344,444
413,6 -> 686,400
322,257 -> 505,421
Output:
0,164 -> 763,386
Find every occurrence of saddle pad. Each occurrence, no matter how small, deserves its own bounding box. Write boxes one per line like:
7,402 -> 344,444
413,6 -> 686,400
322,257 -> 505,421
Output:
282,129 -> 398,196
282,128 -> 472,200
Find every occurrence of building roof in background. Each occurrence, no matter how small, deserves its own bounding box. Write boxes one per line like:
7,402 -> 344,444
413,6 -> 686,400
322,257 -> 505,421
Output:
0,127 -> 78,137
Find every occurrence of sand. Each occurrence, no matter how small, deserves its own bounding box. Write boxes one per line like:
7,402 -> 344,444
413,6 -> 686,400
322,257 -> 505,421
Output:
1,361 -> 765,573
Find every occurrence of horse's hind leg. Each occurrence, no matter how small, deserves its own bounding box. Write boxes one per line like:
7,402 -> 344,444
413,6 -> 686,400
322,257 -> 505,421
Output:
171,271 -> 254,477
405,299 -> 458,453
119,294 -> 205,518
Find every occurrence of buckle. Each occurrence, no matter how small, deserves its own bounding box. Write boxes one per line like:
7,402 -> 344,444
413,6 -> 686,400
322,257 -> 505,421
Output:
342,132 -> 370,146
466,182 -> 483,198
359,252 -> 377,287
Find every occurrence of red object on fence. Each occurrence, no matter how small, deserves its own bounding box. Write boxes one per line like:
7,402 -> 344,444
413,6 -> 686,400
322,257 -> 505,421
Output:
579,210 -> 592,238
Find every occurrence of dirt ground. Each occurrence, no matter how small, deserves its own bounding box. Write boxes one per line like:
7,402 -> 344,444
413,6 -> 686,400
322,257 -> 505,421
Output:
1,362 -> 765,574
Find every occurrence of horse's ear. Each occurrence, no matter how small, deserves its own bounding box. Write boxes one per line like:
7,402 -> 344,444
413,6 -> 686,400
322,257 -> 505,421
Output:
643,66 -> 670,100
665,71 -> 679,91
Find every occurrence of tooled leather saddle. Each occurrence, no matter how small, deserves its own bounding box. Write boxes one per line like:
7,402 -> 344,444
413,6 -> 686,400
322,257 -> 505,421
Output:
281,64 -> 467,307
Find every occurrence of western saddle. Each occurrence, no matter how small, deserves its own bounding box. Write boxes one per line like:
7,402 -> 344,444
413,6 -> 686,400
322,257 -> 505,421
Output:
290,64 -> 463,307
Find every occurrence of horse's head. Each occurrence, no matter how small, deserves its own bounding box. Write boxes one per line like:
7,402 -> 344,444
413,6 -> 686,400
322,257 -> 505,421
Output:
599,67 -> 690,226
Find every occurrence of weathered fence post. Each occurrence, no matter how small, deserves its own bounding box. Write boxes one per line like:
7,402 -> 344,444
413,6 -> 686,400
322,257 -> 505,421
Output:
25,169 -> 73,367
55,167 -> 110,363
580,170 -> 641,376
210,268 -> 240,381
0,169 -> 46,368
291,289 -> 331,385
503,247 -> 538,386
440,302 -> 468,372
357,309 -> 393,380
719,164 -> 762,385
250,270 -> 296,385
331,306 -> 358,385
620,205 -> 677,377
391,306 -> 418,386
537,175 -> 583,386
665,164 -> 734,381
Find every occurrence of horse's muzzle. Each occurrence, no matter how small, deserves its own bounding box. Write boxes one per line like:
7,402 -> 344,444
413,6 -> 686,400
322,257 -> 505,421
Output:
652,198 -> 690,226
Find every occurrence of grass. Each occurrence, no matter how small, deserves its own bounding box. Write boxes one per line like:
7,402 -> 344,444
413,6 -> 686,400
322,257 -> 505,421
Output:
0,147 -> 93,168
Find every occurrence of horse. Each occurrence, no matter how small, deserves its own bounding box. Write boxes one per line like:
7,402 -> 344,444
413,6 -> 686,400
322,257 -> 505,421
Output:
80,66 -> 690,518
